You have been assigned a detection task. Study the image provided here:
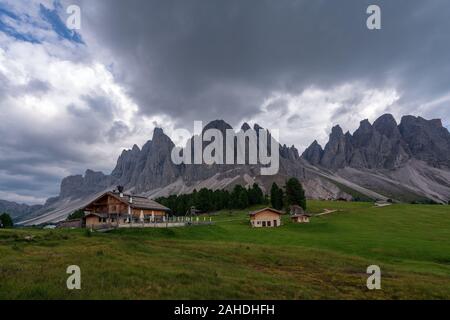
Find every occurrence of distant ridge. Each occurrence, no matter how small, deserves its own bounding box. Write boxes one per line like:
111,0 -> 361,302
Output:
0,199 -> 43,221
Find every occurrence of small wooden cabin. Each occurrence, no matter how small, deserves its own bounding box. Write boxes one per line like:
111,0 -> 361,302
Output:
249,208 -> 283,228
289,205 -> 310,223
291,214 -> 311,223
82,191 -> 170,229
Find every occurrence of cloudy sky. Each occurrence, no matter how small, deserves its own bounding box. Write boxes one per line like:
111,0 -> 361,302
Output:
0,0 -> 449,204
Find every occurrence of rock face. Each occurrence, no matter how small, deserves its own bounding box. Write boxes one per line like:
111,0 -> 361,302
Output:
59,169 -> 112,200
301,140 -> 323,165
399,116 -> 450,169
302,114 -> 449,171
280,144 -> 300,161
319,125 -> 349,169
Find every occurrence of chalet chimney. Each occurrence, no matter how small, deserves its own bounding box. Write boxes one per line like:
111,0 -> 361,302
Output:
117,185 -> 124,198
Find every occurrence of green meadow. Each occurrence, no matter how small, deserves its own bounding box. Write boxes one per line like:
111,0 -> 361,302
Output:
1,201 -> 449,299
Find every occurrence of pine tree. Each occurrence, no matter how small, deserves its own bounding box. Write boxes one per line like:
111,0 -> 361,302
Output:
197,188 -> 212,212
232,185 -> 247,209
270,183 -> 284,210
248,183 -> 264,205
285,177 -> 306,210
0,213 -> 13,228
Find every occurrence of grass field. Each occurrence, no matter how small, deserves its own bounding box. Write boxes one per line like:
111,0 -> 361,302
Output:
1,201 -> 450,299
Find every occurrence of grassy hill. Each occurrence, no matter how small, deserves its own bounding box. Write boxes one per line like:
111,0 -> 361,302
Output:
0,201 -> 449,299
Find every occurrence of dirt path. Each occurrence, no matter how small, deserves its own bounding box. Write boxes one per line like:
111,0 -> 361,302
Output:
374,203 -> 392,208
314,209 -> 338,216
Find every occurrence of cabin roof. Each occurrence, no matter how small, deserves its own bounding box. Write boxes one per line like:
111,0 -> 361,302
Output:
249,207 -> 284,216
290,205 -> 305,214
86,192 -> 170,212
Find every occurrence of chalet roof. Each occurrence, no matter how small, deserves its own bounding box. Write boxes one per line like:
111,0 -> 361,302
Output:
249,207 -> 284,216
107,192 -> 170,211
84,191 -> 170,212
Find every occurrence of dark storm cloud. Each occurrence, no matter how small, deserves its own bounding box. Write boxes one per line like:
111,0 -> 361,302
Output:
107,121 -> 131,142
0,91 -> 123,201
2,0 -> 450,204
78,0 -> 450,126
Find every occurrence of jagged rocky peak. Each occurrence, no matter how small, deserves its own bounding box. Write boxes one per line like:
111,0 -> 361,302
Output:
319,125 -> 348,169
301,140 -> 324,165
359,119 -> 372,130
280,144 -> 300,161
352,119 -> 376,146
152,127 -> 172,143
289,145 -> 300,160
148,127 -> 175,159
331,124 -> 344,137
373,113 -> 400,138
112,144 -> 141,179
131,144 -> 140,152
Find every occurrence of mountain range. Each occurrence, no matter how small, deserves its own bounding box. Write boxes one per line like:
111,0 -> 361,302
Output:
8,114 -> 450,225
0,200 -> 43,222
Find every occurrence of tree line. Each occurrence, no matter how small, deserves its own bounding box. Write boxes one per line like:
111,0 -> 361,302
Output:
156,183 -> 268,215
156,177 -> 306,215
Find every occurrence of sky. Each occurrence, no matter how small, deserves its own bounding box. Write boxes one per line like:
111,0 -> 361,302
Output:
0,0 -> 449,204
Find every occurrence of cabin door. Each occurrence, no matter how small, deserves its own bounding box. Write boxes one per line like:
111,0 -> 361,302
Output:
273,220 -> 277,227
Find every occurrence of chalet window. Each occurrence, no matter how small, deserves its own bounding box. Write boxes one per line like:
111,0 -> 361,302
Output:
98,217 -> 101,223
268,221 -> 271,227
262,221 -> 266,227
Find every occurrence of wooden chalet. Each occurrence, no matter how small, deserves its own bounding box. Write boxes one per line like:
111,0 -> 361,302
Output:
249,208 -> 283,228
83,191 -> 170,229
